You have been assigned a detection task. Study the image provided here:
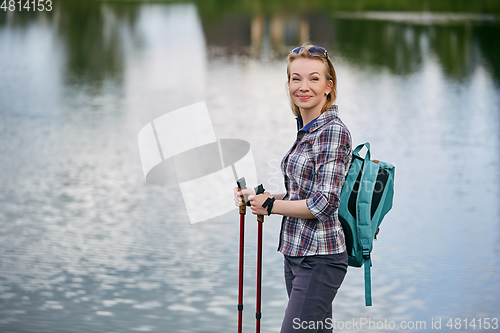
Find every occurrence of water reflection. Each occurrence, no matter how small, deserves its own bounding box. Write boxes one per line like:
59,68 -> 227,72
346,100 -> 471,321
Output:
55,2 -> 134,89
2,1 -> 499,83
1,1 -> 499,333
201,11 -> 500,84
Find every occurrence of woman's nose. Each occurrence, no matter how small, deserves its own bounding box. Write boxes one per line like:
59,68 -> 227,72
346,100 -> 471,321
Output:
299,81 -> 309,91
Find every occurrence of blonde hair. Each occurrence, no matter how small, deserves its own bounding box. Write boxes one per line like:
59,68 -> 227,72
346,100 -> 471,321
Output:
286,44 -> 337,117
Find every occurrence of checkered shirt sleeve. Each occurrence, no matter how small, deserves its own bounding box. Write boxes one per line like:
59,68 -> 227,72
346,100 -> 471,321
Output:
306,123 -> 351,223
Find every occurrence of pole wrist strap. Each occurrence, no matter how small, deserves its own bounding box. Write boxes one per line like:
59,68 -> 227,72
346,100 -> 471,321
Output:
262,197 -> 276,216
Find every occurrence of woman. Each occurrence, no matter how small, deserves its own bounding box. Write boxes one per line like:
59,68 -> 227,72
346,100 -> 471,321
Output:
234,44 -> 352,333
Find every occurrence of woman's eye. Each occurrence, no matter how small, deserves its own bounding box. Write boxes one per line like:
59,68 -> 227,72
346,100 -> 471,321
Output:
311,77 -> 319,81
292,78 -> 300,81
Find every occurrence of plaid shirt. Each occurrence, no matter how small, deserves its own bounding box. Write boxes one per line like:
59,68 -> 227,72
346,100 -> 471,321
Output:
278,106 -> 352,256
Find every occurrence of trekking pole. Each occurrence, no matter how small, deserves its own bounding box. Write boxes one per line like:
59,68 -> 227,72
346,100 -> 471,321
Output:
254,184 -> 265,333
236,177 -> 249,333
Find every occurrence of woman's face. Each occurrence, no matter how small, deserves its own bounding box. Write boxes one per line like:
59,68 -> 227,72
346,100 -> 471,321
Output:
288,58 -> 332,115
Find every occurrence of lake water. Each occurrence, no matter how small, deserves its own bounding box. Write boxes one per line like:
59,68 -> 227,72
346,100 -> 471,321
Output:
1,2 -> 499,332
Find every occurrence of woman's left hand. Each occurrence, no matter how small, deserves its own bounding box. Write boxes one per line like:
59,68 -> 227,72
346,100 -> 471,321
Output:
248,192 -> 272,216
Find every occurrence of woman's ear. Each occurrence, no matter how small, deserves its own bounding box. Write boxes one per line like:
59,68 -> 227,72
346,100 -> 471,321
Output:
325,79 -> 333,95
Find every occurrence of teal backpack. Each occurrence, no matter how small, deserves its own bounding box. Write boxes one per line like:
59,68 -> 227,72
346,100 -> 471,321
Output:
338,142 -> 395,306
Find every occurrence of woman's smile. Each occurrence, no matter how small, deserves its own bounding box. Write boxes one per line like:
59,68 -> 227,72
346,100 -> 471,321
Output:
297,95 -> 312,101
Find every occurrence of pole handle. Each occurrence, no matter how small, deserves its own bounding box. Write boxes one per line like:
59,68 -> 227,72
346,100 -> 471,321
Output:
237,177 -> 249,215
254,184 -> 265,223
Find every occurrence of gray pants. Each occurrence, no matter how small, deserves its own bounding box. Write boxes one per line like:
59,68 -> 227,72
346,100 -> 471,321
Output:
280,252 -> 348,333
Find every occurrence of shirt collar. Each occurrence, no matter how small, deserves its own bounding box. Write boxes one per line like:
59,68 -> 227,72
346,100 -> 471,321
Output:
296,115 -> 319,132
295,106 -> 339,133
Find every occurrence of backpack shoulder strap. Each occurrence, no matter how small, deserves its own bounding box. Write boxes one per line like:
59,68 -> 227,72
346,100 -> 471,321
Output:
356,142 -> 379,306
364,257 -> 372,306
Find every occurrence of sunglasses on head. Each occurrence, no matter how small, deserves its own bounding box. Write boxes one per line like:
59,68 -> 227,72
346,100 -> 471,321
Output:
290,46 -> 328,57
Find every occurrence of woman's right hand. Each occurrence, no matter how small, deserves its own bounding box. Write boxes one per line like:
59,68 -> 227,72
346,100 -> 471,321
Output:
234,187 -> 256,207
